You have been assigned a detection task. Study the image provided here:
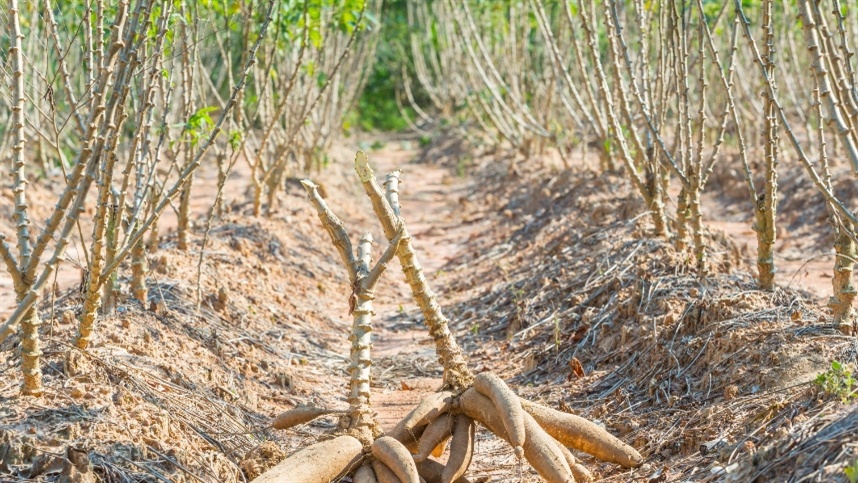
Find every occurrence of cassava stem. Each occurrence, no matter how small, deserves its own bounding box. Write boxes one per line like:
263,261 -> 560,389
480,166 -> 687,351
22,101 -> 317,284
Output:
830,228 -> 857,334
303,179 -> 402,441
8,0 -> 42,396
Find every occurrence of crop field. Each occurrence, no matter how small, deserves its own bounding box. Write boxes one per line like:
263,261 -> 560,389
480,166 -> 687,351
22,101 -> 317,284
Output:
1,0 -> 858,482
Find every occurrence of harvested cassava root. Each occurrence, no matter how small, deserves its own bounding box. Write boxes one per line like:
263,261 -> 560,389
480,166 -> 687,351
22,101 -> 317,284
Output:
383,387 -> 640,482
415,413 -> 455,463
271,405 -> 342,430
388,391 -> 454,449
252,435 -> 363,483
473,372 -> 526,458
372,436 -> 421,483
521,399 -> 643,468
442,414 -> 474,483
460,388 -> 575,482
353,464 -> 380,483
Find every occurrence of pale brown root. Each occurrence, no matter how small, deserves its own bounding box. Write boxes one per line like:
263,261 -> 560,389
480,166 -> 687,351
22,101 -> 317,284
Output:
554,439 -> 594,483
522,399 -> 643,468
251,435 -> 363,483
473,373 -> 526,458
417,459 -> 472,483
353,464 -> 379,483
388,391 -> 453,446
371,460 -> 401,483
271,405 -> 340,430
441,414 -> 475,483
372,436 -> 420,483
459,389 -> 574,482
415,413 -> 455,463
571,462 -> 593,483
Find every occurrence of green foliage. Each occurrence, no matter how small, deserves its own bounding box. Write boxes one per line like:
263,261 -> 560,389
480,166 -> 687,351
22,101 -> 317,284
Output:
351,0 -> 424,132
815,361 -> 857,403
846,459 -> 858,483
292,0 -> 369,48
228,130 -> 243,151
177,106 -> 218,147
701,0 -> 723,24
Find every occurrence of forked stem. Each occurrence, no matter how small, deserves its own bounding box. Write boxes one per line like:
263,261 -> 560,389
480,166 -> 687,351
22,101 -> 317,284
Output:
355,152 -> 474,390
302,179 -> 402,442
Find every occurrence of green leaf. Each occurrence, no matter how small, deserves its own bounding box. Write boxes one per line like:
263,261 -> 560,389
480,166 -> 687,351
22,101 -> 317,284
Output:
228,130 -> 242,150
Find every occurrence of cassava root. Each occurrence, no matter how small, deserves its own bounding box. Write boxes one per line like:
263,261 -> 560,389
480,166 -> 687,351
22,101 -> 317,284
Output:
459,388 -> 575,482
441,414 -> 475,483
415,413 -> 455,462
418,459 -> 472,483
251,435 -> 363,483
372,459 -> 402,483
271,405 -> 341,430
387,391 -> 454,447
521,399 -> 643,468
372,436 -> 421,483
557,442 -> 595,483
473,372 -> 527,458
353,464 -> 379,483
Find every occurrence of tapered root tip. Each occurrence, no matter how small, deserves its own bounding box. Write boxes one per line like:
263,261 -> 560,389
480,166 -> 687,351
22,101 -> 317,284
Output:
514,446 -> 524,459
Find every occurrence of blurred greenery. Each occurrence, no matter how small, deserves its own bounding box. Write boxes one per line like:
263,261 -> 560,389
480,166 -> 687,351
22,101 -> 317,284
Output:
351,0 -> 427,132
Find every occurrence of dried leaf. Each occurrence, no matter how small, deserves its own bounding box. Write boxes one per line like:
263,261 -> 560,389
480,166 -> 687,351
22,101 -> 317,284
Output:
568,357 -> 586,380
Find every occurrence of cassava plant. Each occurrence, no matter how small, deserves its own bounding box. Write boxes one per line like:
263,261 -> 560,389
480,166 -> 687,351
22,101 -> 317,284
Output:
300,178 -> 403,442
243,0 -> 382,217
406,0 -> 858,306
254,152 -> 643,481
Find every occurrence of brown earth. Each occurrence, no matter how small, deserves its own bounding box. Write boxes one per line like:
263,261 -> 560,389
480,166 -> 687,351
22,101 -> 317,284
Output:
1,134 -> 857,482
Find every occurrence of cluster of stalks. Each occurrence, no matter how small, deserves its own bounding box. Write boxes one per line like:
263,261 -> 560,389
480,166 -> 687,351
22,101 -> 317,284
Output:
403,0 -> 858,335
0,0 -> 379,395
256,154 -> 643,482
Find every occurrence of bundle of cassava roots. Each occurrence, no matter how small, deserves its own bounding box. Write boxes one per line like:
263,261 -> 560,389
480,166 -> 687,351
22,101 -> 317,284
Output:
253,153 -> 642,482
